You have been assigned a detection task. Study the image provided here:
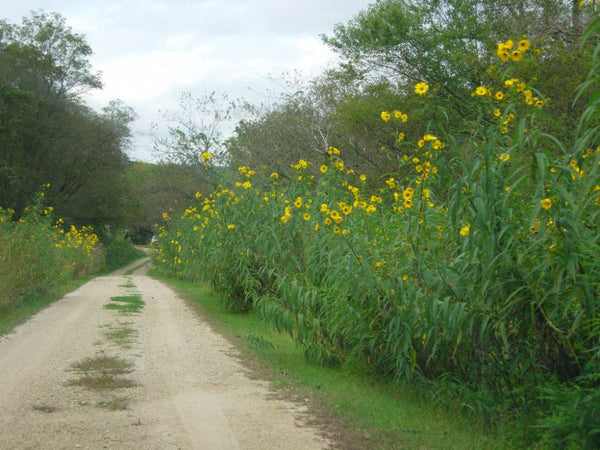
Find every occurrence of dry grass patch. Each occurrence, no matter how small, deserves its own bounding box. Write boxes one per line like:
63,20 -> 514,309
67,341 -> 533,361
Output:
69,355 -> 136,391
72,355 -> 133,374
33,404 -> 57,413
69,374 -> 137,390
97,396 -> 130,410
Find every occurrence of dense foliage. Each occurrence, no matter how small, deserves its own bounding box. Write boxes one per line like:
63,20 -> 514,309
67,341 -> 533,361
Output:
0,189 -> 100,309
0,12 -> 146,310
154,3 -> 600,447
0,11 -> 136,226
2,2 -> 599,447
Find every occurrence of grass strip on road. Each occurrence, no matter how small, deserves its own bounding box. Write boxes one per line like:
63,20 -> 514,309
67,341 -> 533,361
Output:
104,294 -> 144,314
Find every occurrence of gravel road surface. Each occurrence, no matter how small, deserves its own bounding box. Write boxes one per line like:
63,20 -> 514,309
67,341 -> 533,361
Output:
0,259 -> 331,449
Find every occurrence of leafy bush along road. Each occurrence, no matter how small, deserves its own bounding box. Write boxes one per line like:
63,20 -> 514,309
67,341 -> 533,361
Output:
154,21 -> 600,448
0,259 -> 330,449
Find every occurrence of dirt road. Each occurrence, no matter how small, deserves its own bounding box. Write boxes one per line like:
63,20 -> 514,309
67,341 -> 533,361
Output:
0,259 -> 331,449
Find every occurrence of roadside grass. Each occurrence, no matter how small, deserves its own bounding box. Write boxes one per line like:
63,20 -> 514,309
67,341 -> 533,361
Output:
155,274 -> 508,450
0,277 -> 90,336
0,255 -> 149,337
69,355 -> 136,391
104,294 -> 144,314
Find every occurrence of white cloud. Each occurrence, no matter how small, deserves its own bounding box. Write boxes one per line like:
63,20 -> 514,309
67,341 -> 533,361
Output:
1,0 -> 373,161
92,45 -> 214,103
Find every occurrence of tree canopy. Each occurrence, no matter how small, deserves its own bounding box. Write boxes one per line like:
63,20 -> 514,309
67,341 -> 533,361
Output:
322,0 -> 592,140
0,11 -> 136,226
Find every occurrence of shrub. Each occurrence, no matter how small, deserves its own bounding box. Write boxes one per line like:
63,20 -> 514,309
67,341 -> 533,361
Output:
0,190 -> 100,309
100,234 -> 145,272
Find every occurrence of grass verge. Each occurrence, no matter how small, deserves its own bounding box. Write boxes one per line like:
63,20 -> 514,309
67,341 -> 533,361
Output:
0,254 -> 148,337
0,277 -> 91,336
153,274 -> 508,449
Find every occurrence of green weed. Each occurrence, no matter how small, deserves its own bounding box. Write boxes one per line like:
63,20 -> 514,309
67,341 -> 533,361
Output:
104,322 -> 137,346
71,355 -> 133,374
69,355 -> 136,391
32,404 -> 57,413
69,374 -> 137,391
104,294 -> 144,314
246,333 -> 275,350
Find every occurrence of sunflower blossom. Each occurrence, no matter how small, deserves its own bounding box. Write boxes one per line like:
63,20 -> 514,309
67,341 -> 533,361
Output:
414,82 -> 429,96
540,198 -> 552,210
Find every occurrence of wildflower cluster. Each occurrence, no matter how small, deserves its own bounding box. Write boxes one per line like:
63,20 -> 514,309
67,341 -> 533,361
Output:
1,191 -> 100,308
153,33 -> 600,447
474,77 -> 544,109
380,109 -> 409,123
200,151 -> 214,169
474,42 -> 547,137
0,206 -> 15,225
379,108 -> 443,186
496,37 -> 531,62
53,222 -> 99,257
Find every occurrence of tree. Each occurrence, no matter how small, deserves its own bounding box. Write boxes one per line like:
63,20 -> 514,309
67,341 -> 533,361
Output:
46,101 -> 137,226
153,91 -> 233,167
226,70 -> 420,182
0,11 -> 101,101
322,0 -> 593,140
0,11 -> 135,227
126,161 -> 216,241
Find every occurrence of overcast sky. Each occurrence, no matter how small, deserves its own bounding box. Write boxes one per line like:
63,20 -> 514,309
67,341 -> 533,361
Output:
1,0 -> 371,161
